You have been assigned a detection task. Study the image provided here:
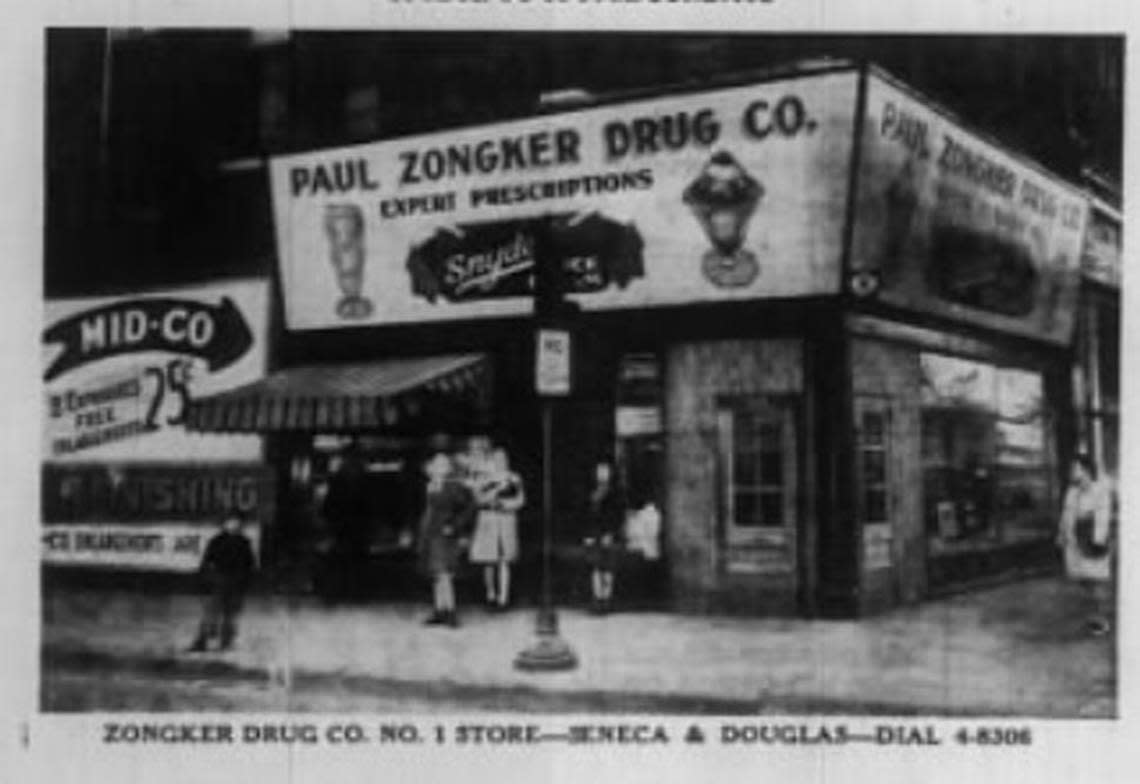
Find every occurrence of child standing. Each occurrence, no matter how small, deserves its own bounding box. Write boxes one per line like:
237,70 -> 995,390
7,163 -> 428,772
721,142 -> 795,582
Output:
187,513 -> 256,652
418,452 -> 477,627
469,448 -> 526,609
583,460 -> 624,615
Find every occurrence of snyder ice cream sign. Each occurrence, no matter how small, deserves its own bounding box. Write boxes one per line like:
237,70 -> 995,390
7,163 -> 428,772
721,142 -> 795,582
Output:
43,280 -> 268,462
848,72 -> 1088,344
271,70 -> 859,330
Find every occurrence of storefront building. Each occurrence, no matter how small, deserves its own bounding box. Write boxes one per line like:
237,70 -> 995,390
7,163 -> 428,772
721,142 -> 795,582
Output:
182,61 -> 1091,617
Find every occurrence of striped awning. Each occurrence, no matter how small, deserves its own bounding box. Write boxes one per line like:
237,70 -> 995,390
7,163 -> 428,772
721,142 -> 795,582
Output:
184,354 -> 489,433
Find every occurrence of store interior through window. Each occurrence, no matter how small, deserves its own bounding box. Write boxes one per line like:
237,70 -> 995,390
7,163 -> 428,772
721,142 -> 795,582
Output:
920,352 -> 1056,556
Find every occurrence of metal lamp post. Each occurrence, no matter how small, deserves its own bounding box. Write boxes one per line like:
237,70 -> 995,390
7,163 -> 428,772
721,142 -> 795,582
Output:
515,216 -> 579,672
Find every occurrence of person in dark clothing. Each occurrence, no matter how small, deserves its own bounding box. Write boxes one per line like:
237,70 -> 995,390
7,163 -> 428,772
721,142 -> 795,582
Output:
323,453 -> 372,551
187,513 -> 256,652
320,452 -> 373,598
417,452 -> 477,627
583,460 -> 626,615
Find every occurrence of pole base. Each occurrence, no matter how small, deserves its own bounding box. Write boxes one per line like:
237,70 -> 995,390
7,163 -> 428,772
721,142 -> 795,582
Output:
514,634 -> 579,672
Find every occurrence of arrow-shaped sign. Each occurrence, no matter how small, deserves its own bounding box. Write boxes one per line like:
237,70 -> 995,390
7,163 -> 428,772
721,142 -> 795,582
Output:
43,296 -> 254,381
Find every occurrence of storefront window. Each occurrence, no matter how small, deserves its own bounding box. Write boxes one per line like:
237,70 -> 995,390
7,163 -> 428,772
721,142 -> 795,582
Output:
920,353 -> 1054,554
857,408 -> 889,525
615,353 -> 665,509
718,400 -> 793,530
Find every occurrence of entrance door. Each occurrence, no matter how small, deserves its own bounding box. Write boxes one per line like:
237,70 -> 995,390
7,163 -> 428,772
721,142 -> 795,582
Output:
716,396 -> 799,578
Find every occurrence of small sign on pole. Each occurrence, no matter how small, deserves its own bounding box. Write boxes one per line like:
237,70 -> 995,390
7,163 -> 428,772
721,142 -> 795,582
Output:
535,328 -> 572,397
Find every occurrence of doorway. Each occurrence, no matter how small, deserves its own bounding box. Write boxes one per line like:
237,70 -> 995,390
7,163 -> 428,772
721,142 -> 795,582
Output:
715,395 -> 800,581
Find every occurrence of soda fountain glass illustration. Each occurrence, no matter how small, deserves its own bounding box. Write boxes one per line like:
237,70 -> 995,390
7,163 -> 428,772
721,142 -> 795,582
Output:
683,151 -> 765,288
324,204 -> 374,319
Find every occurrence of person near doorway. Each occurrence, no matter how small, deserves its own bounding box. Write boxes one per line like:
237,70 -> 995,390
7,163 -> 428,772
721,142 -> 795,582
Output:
187,512 -> 256,652
583,460 -> 625,615
1057,454 -> 1114,636
469,447 -> 526,609
418,452 -> 477,628
321,449 -> 372,598
456,434 -> 493,486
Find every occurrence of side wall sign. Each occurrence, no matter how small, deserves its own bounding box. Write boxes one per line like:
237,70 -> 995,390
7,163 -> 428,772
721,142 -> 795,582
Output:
43,279 -> 269,463
42,463 -> 273,572
270,71 -> 859,330
849,73 -> 1088,345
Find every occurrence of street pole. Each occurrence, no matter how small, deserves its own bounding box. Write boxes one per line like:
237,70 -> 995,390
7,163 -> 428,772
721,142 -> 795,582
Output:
515,217 -> 578,672
513,401 -> 577,671
540,400 -> 554,631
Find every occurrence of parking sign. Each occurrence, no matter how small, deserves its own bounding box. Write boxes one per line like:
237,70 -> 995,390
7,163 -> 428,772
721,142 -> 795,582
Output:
535,328 -> 572,396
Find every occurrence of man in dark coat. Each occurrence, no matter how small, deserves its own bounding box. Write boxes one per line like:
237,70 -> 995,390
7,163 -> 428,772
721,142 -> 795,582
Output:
187,513 -> 256,652
320,452 -> 373,598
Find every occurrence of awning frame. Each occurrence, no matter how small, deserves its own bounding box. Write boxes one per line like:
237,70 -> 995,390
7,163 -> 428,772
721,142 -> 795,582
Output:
184,354 -> 490,434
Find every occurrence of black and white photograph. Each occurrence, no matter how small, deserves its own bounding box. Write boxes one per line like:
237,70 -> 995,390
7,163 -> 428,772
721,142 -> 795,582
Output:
36,28 -> 1123,718
4,8 -> 1135,782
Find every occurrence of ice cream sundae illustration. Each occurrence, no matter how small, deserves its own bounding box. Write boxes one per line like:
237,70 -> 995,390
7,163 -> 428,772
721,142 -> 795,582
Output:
324,203 -> 374,319
683,151 -> 765,288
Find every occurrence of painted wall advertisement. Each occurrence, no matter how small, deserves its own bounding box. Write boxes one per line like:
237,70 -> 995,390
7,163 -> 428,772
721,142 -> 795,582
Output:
849,73 -> 1088,345
43,279 -> 269,463
42,464 -> 272,572
270,71 -> 859,330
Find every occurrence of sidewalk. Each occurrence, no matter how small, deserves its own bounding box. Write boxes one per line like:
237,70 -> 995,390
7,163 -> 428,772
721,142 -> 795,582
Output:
41,576 -> 1115,717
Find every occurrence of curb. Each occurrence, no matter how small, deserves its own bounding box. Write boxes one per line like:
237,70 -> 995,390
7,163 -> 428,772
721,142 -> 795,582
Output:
42,644 -> 1029,717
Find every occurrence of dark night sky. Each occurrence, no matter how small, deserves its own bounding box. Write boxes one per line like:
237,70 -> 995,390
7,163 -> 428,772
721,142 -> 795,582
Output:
44,31 -> 1123,298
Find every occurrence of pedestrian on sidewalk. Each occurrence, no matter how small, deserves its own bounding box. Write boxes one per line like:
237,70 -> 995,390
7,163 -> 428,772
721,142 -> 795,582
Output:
320,448 -> 372,599
187,512 -> 257,652
1057,454 -> 1114,636
418,452 -> 477,628
470,447 -> 526,610
583,460 -> 625,615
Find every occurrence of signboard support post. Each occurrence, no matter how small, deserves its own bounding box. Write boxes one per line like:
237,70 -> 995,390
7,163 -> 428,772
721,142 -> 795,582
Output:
515,216 -> 579,672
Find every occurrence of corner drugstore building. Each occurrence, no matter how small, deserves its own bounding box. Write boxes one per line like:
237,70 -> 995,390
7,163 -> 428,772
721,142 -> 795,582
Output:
185,61 -> 1093,617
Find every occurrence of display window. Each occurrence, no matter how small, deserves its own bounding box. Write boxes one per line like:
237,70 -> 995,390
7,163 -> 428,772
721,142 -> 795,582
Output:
614,353 -> 666,592
615,353 -> 665,511
276,434 -> 431,599
919,352 -> 1056,556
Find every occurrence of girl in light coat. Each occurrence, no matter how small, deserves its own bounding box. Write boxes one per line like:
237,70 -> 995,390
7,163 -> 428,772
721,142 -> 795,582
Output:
469,448 -> 526,609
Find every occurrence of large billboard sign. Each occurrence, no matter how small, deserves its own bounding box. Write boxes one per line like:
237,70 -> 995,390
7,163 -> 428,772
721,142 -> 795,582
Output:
849,73 -> 1088,345
270,71 -> 859,330
42,279 -> 269,463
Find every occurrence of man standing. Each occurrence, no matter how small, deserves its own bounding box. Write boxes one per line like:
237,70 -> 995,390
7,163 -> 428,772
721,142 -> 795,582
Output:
187,513 -> 257,652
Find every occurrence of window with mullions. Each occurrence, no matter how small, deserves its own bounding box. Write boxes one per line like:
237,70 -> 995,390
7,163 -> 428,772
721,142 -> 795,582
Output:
857,407 -> 890,525
718,401 -> 791,531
